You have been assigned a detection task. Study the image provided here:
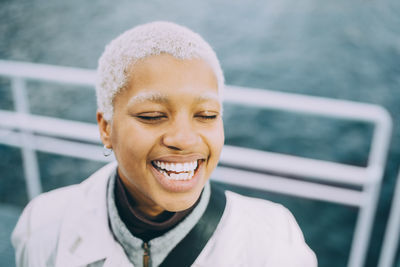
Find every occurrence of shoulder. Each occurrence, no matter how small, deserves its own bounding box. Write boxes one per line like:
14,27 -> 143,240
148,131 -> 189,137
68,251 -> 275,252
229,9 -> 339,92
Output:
12,184 -> 80,242
13,162 -> 116,233
201,189 -> 317,266
11,162 -> 117,267
10,184 -> 81,267
224,190 -> 298,234
13,174 -> 97,235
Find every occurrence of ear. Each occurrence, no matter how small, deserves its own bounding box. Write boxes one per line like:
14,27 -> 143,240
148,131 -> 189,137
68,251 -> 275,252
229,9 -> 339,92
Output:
97,111 -> 112,148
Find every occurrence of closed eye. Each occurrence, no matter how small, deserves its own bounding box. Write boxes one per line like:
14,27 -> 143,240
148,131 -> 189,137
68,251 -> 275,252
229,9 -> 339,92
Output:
135,112 -> 167,123
137,115 -> 166,121
195,111 -> 219,121
196,115 -> 217,120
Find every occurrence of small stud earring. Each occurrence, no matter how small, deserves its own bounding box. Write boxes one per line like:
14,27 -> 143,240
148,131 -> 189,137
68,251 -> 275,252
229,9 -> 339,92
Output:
103,145 -> 113,157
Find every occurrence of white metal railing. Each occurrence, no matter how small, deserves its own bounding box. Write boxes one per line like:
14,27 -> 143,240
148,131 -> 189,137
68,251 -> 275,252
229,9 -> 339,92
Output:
378,168 -> 400,267
0,60 -> 393,267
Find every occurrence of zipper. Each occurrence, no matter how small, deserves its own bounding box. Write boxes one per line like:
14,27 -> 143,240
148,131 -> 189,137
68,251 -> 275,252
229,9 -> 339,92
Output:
143,242 -> 150,267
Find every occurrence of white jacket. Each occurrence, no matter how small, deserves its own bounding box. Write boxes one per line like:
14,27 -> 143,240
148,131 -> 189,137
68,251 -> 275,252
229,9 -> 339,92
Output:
12,162 -> 317,267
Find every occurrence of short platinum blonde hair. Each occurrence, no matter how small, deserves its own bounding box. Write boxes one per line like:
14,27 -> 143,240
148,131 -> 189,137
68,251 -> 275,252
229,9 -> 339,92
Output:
96,21 -> 225,121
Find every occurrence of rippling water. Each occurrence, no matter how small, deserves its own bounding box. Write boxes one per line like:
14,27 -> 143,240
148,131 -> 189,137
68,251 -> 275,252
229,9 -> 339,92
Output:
1,0 -> 399,266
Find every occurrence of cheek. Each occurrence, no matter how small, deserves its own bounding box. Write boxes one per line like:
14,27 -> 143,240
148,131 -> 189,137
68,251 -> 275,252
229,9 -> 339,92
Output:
111,123 -> 157,162
207,123 -> 225,158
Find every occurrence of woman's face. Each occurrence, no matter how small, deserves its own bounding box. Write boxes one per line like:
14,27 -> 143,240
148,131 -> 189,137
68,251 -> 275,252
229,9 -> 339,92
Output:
97,54 -> 224,216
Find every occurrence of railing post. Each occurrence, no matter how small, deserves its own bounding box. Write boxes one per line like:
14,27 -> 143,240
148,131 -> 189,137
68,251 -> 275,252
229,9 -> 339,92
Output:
348,181 -> 382,267
11,77 -> 42,199
378,169 -> 400,267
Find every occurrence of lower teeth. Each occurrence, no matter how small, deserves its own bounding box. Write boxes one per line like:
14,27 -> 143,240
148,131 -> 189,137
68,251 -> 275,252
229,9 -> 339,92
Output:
160,170 -> 194,181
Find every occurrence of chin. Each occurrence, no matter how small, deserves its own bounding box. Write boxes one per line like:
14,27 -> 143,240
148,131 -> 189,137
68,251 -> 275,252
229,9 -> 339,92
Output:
161,192 -> 201,212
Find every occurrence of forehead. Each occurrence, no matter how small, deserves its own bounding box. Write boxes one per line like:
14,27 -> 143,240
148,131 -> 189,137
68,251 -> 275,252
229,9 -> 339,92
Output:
126,54 -> 218,94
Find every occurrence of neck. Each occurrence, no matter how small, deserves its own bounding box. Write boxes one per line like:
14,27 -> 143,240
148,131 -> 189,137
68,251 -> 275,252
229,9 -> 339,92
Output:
117,169 -> 165,218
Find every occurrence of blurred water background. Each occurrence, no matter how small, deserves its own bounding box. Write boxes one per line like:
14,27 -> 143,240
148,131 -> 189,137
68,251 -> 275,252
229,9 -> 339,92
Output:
0,0 -> 399,266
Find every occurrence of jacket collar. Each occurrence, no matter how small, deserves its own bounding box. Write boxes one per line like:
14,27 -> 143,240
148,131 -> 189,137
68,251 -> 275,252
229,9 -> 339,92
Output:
55,162 -> 131,267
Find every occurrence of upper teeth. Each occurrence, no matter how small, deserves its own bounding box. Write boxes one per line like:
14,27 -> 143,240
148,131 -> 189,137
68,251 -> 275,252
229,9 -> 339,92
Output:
153,160 -> 198,172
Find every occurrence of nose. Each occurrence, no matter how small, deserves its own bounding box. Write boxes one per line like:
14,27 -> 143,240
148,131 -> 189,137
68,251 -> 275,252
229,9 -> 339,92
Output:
162,117 -> 200,151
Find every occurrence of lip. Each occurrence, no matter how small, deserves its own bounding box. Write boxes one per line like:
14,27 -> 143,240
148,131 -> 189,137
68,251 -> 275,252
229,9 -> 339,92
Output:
150,158 -> 205,193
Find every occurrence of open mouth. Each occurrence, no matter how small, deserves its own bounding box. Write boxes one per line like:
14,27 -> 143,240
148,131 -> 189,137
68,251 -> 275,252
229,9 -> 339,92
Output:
151,160 -> 202,181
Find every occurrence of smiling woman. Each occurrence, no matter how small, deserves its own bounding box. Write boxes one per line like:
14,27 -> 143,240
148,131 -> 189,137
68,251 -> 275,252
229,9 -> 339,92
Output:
11,21 -> 317,267
98,54 -> 224,216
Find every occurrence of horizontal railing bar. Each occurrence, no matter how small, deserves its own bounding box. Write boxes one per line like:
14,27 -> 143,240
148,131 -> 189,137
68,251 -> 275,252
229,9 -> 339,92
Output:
0,128 -> 111,162
212,167 -> 363,207
225,86 -> 392,125
0,110 -> 100,143
220,145 -> 369,186
0,60 -> 96,86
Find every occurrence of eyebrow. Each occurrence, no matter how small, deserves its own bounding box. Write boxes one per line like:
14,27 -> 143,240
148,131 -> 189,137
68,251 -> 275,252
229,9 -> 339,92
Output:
128,90 -> 220,105
128,91 -> 169,105
194,92 -> 220,104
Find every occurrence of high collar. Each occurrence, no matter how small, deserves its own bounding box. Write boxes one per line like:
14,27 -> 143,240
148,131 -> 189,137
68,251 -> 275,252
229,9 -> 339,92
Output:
114,171 -> 200,242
